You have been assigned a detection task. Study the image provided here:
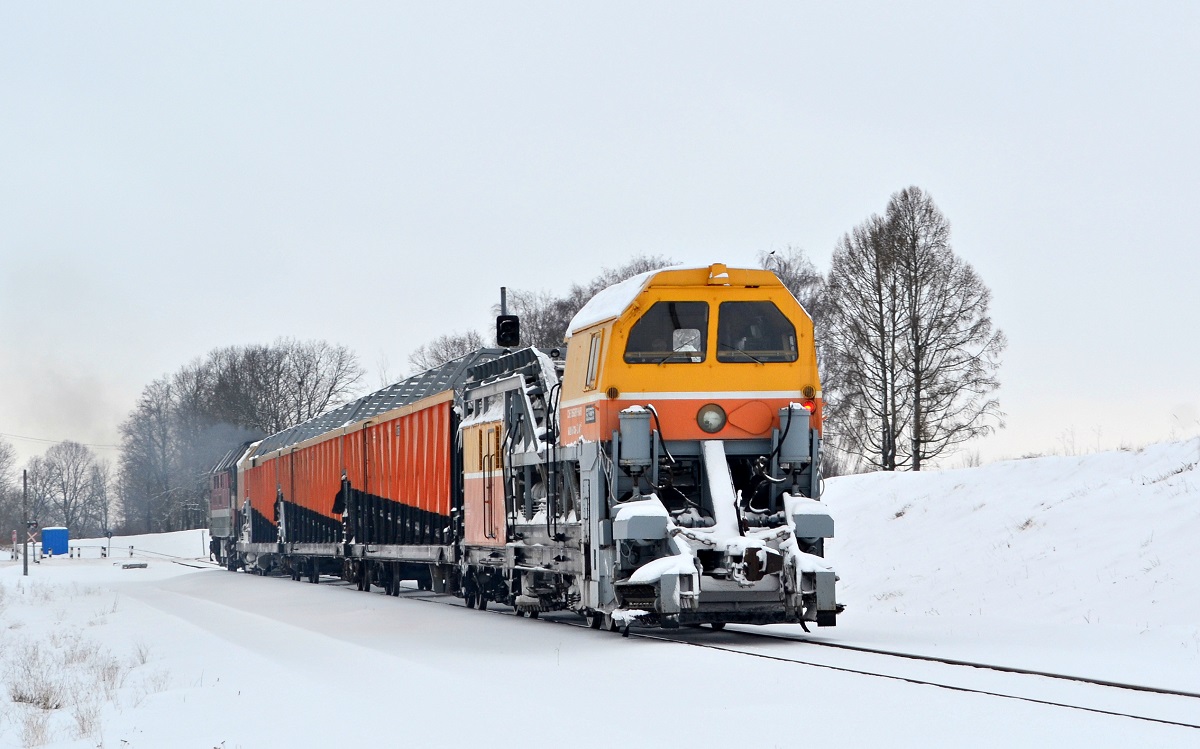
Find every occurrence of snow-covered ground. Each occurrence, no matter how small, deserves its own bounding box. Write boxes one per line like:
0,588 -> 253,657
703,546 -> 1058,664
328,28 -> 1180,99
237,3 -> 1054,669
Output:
2,438 -> 1198,748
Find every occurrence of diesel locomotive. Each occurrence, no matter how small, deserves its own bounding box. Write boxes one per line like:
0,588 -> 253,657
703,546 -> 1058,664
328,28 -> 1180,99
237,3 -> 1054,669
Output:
210,263 -> 840,631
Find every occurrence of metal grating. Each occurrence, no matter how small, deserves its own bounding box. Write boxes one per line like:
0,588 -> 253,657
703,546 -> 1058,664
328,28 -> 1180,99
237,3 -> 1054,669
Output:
250,348 -> 507,459
466,347 -> 541,383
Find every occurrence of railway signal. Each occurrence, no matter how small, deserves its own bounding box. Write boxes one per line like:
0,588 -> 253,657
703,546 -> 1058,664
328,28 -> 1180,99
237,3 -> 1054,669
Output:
496,286 -> 520,347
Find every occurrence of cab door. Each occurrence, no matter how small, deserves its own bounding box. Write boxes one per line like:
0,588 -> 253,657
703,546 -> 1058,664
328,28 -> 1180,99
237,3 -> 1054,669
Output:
463,421 -> 506,546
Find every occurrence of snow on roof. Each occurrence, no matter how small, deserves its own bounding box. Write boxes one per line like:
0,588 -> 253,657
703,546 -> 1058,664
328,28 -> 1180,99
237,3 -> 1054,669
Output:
568,264 -> 725,335
566,269 -> 658,335
567,264 -> 780,335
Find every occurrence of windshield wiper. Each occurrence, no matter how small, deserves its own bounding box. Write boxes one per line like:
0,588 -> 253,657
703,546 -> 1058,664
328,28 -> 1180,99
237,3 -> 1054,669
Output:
717,342 -> 765,364
655,351 -> 695,365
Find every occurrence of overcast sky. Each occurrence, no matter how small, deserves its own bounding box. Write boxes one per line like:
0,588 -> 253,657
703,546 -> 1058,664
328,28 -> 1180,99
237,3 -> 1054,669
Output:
2,2 -> 1197,470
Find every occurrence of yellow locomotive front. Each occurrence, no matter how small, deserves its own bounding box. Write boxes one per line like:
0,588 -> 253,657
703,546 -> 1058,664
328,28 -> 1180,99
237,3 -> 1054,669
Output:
559,264 -> 839,629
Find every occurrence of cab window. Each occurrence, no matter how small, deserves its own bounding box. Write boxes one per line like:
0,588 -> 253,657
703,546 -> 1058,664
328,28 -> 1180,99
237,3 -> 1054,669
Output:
716,301 -> 798,363
584,331 -> 603,390
624,301 -> 708,364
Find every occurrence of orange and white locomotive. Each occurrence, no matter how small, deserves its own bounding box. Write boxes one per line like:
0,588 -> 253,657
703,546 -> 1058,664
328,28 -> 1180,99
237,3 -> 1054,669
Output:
210,263 -> 840,630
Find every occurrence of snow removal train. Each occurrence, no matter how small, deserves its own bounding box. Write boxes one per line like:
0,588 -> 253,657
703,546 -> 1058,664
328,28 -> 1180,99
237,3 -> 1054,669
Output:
209,264 -> 841,631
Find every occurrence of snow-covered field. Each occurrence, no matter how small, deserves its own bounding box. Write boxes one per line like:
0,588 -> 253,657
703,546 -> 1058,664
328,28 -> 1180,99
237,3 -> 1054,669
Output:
2,438 -> 1198,748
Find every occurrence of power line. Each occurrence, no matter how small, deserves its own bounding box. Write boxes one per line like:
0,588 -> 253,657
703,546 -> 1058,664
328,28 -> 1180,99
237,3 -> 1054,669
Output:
0,432 -> 122,450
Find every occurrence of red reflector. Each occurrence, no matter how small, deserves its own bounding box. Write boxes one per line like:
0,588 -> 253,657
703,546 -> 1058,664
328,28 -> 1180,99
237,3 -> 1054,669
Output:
801,400 -> 815,411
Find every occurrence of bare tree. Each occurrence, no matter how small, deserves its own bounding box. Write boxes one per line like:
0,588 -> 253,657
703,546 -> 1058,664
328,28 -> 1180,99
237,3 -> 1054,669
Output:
887,187 -> 1005,469
22,457 -> 53,527
117,339 -> 363,533
823,187 -> 1005,471
824,215 -> 908,471
281,339 -> 364,426
119,378 -> 175,533
759,246 -> 824,319
91,461 -> 114,535
758,247 -> 852,477
23,442 -> 109,535
375,352 -> 397,388
407,330 -> 485,373
242,343 -> 292,434
505,289 -> 577,350
0,437 -> 21,539
0,437 -> 15,489
500,254 -> 677,350
207,345 -> 267,432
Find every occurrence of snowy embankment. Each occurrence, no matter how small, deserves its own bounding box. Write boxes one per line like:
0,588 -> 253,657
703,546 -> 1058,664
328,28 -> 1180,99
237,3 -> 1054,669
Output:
829,437 -> 1200,629
823,437 -> 1200,692
0,439 -> 1198,748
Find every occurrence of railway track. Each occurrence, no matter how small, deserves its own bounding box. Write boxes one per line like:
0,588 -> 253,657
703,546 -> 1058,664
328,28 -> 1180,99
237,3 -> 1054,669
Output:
364,582 -> 1200,731
672,624 -> 1200,701
635,626 -> 1200,731
62,542 -> 223,569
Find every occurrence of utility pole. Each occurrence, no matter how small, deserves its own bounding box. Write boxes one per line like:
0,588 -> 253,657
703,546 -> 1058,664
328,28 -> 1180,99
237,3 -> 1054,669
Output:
22,469 -> 28,576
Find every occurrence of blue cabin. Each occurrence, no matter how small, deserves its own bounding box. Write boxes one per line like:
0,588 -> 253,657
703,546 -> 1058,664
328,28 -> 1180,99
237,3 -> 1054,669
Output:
41,527 -> 69,556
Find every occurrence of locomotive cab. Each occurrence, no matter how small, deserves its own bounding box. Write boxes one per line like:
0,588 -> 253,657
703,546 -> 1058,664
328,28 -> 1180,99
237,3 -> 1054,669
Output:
560,263 -> 839,629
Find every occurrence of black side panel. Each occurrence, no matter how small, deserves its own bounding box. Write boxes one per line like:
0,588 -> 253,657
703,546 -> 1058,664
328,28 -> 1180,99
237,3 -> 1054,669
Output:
280,499 -> 343,544
250,505 -> 276,544
344,487 -> 451,547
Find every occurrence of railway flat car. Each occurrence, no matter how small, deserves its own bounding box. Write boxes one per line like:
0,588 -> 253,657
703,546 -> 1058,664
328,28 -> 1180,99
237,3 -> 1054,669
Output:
210,263 -> 840,631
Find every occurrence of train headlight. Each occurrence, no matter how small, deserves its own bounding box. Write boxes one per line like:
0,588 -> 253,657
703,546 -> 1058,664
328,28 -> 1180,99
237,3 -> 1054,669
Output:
697,404 -> 726,433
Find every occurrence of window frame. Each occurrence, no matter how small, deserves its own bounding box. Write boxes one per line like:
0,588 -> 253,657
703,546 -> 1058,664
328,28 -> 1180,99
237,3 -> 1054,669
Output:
715,300 -> 799,364
622,300 -> 710,365
584,331 -> 603,390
